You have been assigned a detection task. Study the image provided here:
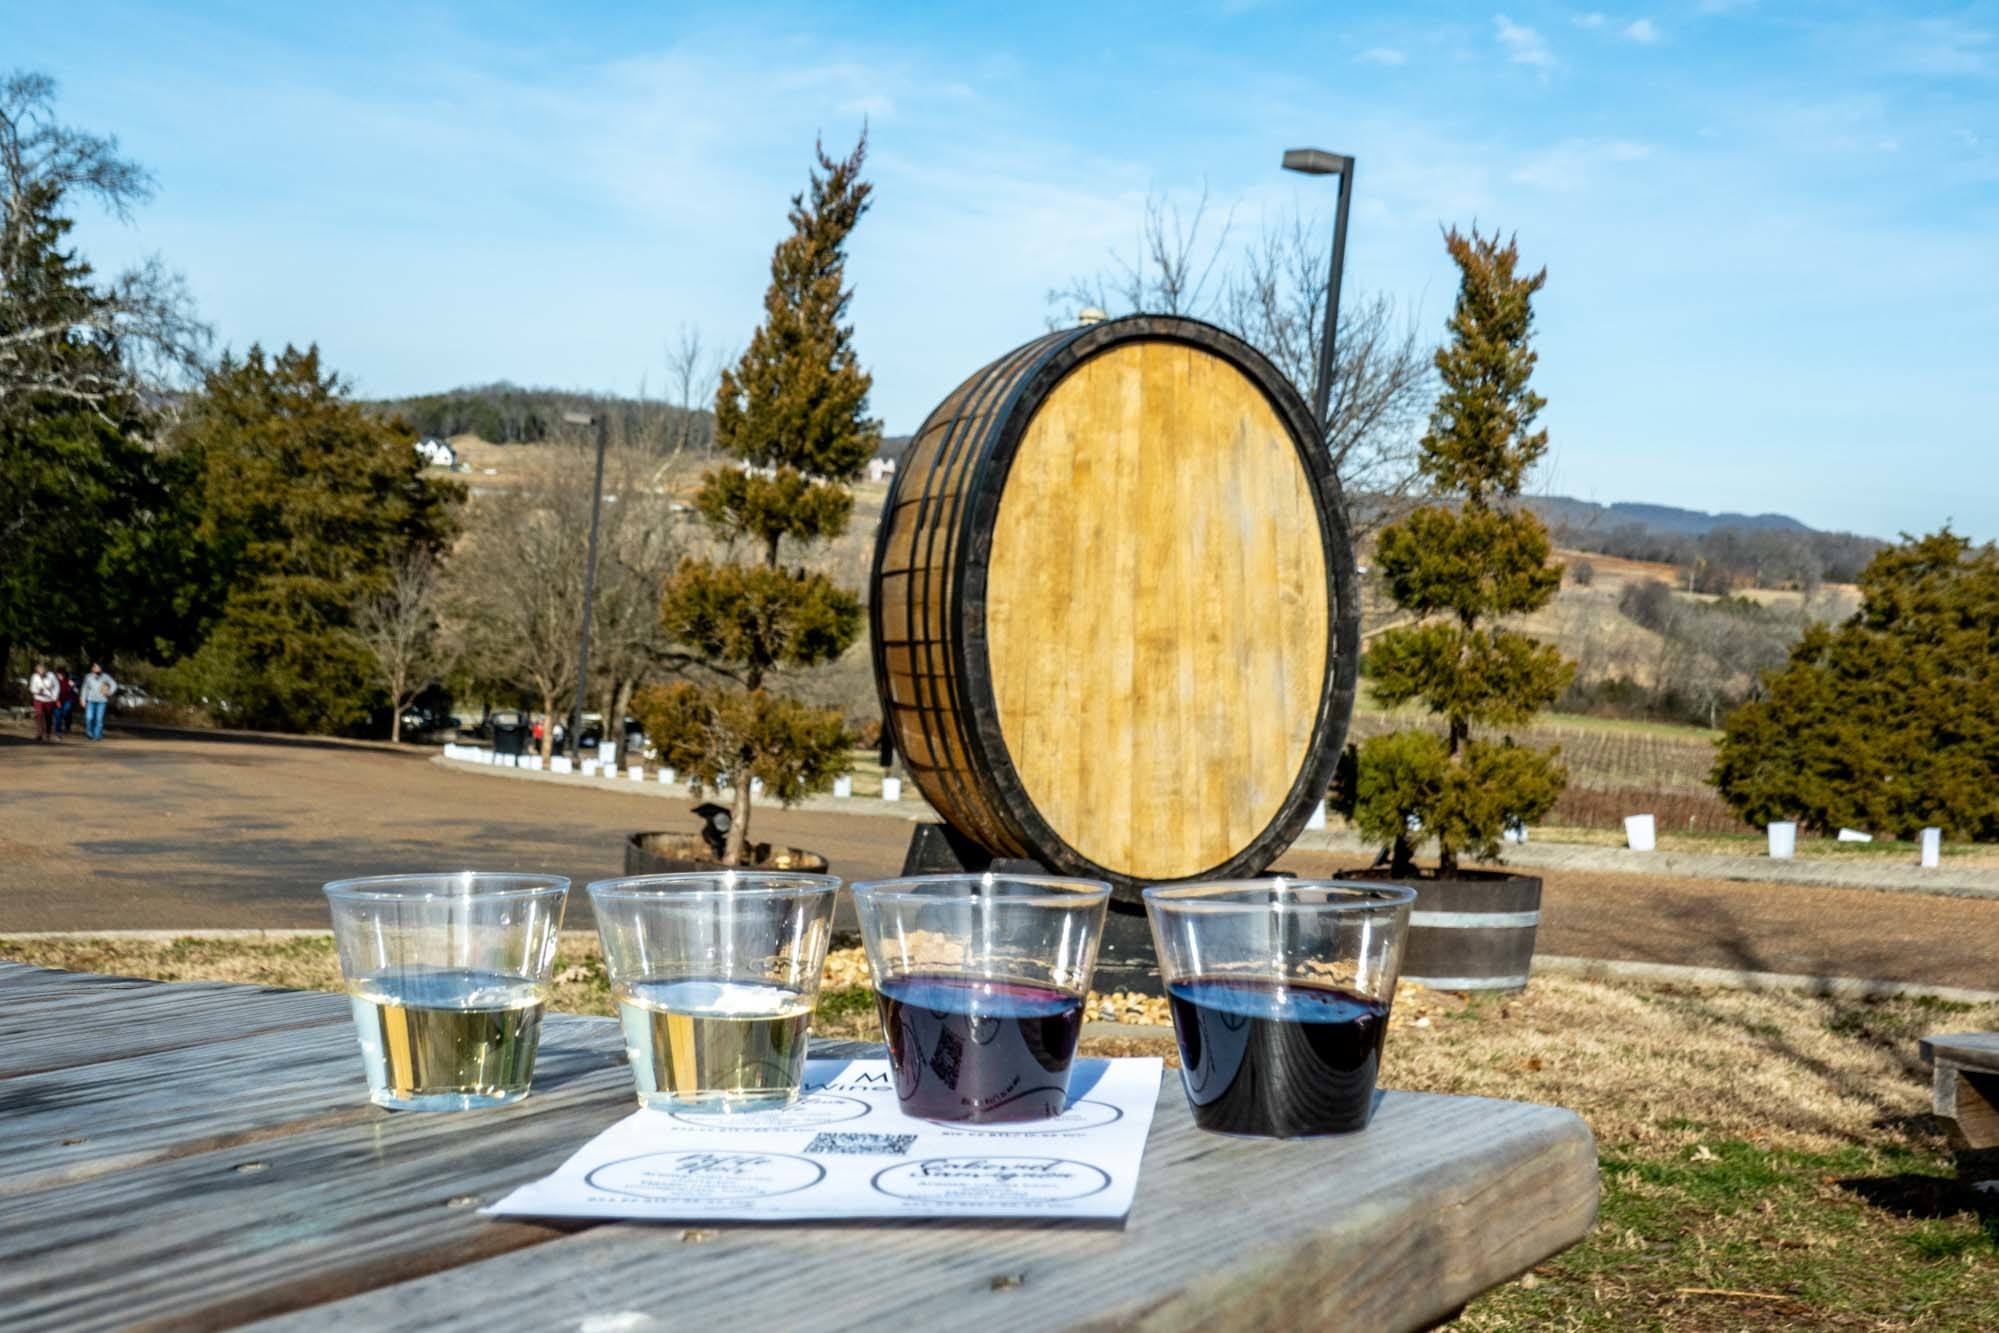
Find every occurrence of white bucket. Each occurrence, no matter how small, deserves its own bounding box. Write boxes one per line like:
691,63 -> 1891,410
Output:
1767,821 -> 1797,859
1836,828 -> 1872,843
1304,801 -> 1327,831
833,775 -> 853,799
1624,814 -> 1656,852
1921,827 -> 1941,868
550,756 -> 573,775
881,777 -> 903,802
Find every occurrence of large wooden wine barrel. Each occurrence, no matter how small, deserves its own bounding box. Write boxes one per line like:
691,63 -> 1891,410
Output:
870,315 -> 1359,895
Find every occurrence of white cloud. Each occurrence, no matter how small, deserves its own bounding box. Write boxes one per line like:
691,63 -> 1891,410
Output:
1574,12 -> 1606,30
1510,137 -> 1653,191
1495,14 -> 1555,69
1891,18 -> 1992,76
1356,47 -> 1408,66
1624,18 -> 1659,44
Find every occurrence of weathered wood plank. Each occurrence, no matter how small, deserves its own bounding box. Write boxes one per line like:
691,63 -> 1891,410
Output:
1922,1031 -> 1999,1072
0,976 -> 350,1078
1923,1031 -> 1999,1150
0,1005 -> 878,1332
259,1076 -> 1597,1333
0,1012 -> 619,1196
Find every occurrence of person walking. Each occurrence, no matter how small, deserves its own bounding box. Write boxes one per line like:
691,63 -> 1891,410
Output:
55,669 -> 78,736
29,662 -> 60,741
81,663 -> 117,740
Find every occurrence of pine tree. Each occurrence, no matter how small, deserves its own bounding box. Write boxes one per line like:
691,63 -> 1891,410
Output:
168,345 -> 461,732
636,133 -> 876,864
1713,529 -> 1999,839
1345,228 -> 1572,875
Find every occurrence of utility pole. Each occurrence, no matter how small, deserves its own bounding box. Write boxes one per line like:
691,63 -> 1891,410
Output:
1281,147 -> 1356,430
563,410 -> 609,764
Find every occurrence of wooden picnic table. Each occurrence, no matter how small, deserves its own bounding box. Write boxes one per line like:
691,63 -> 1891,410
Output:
0,962 -> 1597,1331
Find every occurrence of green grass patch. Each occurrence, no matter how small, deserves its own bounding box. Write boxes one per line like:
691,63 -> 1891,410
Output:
1465,1137 -> 1999,1330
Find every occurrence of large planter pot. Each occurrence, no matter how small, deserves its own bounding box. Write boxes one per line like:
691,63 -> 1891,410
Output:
1343,868 -> 1542,994
624,832 -> 829,876
623,832 -> 849,939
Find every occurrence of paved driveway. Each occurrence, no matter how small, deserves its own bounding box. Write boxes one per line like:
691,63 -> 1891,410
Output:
5,726 -> 1998,989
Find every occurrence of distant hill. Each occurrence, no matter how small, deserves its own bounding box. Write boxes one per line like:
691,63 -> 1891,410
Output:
1525,496 -> 1813,538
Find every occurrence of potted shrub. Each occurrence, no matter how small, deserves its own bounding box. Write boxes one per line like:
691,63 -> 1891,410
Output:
631,132 -> 876,869
1335,226 -> 1572,992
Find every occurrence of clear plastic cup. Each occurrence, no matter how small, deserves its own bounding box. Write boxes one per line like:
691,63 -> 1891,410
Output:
849,873 -> 1111,1123
324,872 -> 571,1111
587,871 -> 841,1112
1143,878 -> 1416,1137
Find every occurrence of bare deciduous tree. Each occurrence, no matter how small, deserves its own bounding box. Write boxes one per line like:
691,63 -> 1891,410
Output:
665,323 -> 721,456
0,70 -> 209,417
444,445 -> 686,763
1052,191 -> 1434,536
1049,187 -> 1235,319
353,549 -> 447,743
446,463 -> 593,762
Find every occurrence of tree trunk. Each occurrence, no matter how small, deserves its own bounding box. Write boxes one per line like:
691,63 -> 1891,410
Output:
538,690 -> 557,761
610,677 -> 636,768
723,762 -> 755,865
1390,833 -> 1415,877
390,708 -> 402,745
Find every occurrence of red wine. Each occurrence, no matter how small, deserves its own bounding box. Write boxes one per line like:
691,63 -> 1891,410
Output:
875,974 -> 1085,1123
1166,977 -> 1390,1137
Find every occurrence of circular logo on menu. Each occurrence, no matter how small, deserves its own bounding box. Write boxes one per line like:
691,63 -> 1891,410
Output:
871,1156 -> 1111,1204
667,1092 -> 870,1129
586,1150 -> 825,1201
943,1099 -> 1123,1134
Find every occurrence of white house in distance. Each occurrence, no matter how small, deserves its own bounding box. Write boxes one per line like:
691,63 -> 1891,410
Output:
415,436 -> 457,468
866,456 -> 897,484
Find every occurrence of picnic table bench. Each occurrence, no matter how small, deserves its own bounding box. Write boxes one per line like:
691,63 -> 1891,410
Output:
0,962 -> 1597,1331
1921,1031 -> 1999,1152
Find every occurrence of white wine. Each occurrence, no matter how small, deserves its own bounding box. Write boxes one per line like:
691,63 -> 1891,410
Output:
616,978 -> 813,1109
348,969 -> 546,1110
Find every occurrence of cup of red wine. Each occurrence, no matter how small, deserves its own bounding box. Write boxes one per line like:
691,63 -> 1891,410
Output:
1142,879 -> 1417,1138
849,873 -> 1112,1124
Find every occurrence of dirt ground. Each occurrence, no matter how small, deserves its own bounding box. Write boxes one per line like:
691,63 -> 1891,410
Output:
4,724 -> 1999,989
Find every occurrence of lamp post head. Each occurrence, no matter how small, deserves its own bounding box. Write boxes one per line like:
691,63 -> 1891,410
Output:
1282,147 -> 1353,176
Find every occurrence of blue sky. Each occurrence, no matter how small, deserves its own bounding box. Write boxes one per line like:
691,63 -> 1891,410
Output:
13,1 -> 1997,540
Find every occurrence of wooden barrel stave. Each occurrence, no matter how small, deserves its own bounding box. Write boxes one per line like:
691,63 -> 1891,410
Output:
872,316 -> 1358,894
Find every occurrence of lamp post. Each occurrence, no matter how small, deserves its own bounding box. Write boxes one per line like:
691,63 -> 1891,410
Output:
562,410 -> 609,765
1281,147 -> 1355,431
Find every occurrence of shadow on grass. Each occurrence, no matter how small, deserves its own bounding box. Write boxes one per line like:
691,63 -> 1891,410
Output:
1837,1166 -> 1999,1245
1636,894 -> 1963,1145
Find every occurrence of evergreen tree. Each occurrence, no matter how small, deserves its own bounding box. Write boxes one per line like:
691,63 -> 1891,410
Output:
1713,529 -> 1999,839
636,133 -> 876,864
1343,228 -> 1572,874
168,345 -> 461,732
0,186 -> 197,674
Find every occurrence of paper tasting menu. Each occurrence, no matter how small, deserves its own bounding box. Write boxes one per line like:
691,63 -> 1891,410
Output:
486,1057 -> 1162,1222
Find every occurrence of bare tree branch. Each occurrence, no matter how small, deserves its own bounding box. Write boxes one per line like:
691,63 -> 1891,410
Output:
352,549 -> 447,743
0,69 -> 211,419
1052,190 -> 1435,536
